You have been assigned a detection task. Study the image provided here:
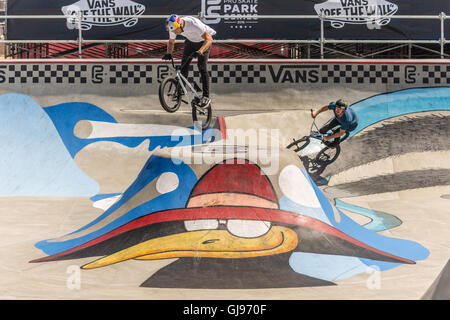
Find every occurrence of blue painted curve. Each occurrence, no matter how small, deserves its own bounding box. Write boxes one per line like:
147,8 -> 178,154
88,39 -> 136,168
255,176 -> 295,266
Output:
44,102 -> 221,158
35,155 -> 198,255
349,87 -> 450,137
334,199 -> 402,232
0,93 -> 99,196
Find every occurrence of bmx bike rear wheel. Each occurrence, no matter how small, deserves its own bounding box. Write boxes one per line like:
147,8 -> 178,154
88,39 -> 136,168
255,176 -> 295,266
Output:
192,102 -> 212,130
158,77 -> 182,113
314,145 -> 341,165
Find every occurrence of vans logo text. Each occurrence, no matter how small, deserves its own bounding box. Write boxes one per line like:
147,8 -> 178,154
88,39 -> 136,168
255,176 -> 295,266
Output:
269,65 -> 319,83
314,0 -> 398,29
62,0 -> 145,30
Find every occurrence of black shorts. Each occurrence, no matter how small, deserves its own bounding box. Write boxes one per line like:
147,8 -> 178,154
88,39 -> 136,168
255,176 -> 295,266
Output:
319,118 -> 355,147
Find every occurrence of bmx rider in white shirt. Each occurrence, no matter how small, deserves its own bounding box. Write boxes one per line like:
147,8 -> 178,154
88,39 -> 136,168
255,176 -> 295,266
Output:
163,14 -> 216,108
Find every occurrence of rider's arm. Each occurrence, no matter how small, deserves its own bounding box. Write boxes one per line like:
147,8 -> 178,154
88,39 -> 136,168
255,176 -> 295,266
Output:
197,31 -> 213,54
323,128 -> 346,141
312,105 -> 329,118
167,38 -> 175,54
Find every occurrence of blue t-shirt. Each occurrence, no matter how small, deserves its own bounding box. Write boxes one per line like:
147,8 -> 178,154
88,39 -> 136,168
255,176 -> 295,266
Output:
328,102 -> 358,131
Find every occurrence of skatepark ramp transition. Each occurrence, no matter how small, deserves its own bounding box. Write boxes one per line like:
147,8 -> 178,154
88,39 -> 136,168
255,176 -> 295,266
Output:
0,59 -> 449,299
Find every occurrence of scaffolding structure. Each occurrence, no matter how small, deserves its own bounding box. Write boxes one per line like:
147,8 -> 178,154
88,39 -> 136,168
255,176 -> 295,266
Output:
0,10 -> 448,60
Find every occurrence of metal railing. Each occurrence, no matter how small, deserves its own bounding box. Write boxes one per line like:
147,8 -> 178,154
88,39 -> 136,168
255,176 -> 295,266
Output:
0,12 -> 448,59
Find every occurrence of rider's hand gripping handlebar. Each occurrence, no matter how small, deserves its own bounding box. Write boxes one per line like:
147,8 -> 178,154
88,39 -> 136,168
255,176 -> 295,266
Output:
169,56 -> 196,71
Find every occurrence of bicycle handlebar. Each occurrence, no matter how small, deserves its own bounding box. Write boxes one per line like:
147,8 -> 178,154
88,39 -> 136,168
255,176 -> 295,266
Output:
169,53 -> 199,72
309,108 -> 325,141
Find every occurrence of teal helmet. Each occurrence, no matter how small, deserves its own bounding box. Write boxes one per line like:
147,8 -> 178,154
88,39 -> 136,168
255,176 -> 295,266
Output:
335,99 -> 348,109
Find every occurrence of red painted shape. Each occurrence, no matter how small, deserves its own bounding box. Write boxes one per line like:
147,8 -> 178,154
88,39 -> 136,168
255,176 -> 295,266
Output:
217,116 -> 227,140
31,206 -> 415,265
190,160 -> 277,202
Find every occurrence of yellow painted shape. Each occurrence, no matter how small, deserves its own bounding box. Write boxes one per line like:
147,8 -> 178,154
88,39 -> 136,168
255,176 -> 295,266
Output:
82,226 -> 298,269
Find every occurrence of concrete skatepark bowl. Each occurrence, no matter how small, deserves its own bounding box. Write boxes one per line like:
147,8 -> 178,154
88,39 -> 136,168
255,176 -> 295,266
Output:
0,59 -> 449,300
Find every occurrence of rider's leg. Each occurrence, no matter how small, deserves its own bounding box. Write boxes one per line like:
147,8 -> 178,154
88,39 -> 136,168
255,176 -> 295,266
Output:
178,40 -> 198,98
197,47 -> 211,107
197,47 -> 211,98
326,132 -> 341,148
319,118 -> 340,134
326,128 -> 350,148
180,40 -> 196,82
338,131 -> 350,143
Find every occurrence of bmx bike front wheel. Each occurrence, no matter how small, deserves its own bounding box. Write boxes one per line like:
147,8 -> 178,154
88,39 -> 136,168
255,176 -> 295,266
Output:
158,77 -> 182,113
286,137 -> 310,153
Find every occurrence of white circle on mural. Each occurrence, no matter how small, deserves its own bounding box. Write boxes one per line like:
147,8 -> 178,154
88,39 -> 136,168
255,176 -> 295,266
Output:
279,165 -> 321,208
227,219 -> 271,238
156,172 -> 179,194
185,219 -> 219,231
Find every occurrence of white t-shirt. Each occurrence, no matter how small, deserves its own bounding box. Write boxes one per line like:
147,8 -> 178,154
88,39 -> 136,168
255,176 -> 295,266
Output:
169,16 -> 216,43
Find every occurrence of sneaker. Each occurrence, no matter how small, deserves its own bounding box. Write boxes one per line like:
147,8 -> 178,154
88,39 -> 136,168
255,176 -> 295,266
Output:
200,96 -> 211,108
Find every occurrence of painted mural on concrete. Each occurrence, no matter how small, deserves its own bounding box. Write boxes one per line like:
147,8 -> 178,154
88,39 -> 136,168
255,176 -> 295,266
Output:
3,87 -> 449,289
0,93 -> 220,197
31,155 -> 429,288
0,94 -> 99,196
317,87 -> 450,196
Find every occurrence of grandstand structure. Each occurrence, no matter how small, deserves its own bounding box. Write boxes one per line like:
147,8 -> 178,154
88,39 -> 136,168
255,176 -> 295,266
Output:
0,1 -> 448,60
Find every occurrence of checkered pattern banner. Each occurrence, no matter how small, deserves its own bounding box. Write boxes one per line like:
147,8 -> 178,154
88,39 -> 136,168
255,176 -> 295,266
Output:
1,64 -> 88,84
109,65 -> 153,84
421,65 -> 450,85
194,65 -> 267,84
320,64 -> 402,84
0,63 -> 448,86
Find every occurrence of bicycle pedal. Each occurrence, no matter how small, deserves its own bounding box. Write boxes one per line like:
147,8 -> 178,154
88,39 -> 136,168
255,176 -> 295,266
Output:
197,104 -> 209,111
197,107 -> 208,114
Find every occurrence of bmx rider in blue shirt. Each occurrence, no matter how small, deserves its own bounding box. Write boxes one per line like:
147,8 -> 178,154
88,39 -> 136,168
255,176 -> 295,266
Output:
311,99 -> 358,147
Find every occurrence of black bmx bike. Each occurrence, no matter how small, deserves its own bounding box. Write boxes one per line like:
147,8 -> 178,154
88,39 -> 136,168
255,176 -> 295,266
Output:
158,56 -> 212,130
286,109 -> 349,176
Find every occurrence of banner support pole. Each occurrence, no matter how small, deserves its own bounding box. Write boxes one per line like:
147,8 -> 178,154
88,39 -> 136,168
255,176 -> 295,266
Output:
78,11 -> 83,59
440,12 -> 446,59
320,13 -> 324,59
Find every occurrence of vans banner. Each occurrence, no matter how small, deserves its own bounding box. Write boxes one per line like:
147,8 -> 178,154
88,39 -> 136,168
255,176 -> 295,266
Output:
6,0 -> 449,40
201,0 -> 448,40
7,0 -> 199,40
